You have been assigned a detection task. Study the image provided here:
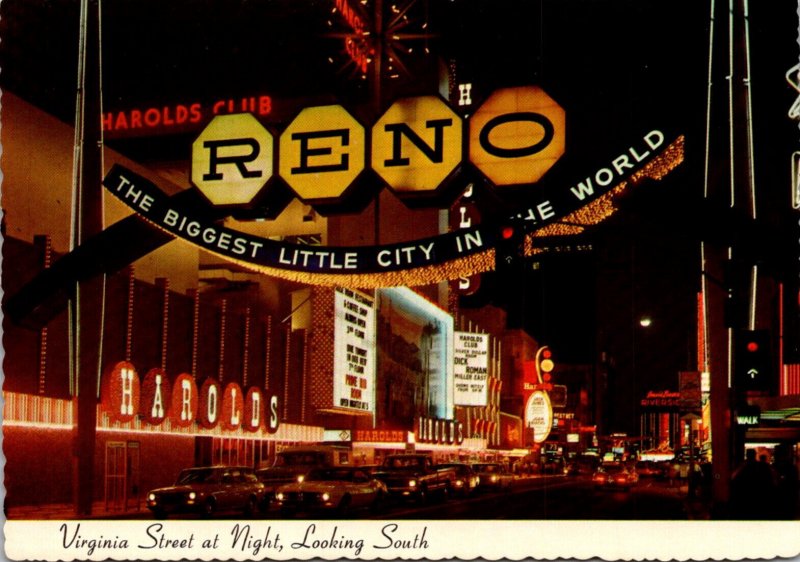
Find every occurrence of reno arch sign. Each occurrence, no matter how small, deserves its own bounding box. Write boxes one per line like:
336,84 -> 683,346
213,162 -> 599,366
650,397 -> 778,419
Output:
191,86 -> 564,206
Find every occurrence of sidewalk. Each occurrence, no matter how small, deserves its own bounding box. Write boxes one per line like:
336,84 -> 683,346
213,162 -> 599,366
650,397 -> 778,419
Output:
5,501 -> 148,520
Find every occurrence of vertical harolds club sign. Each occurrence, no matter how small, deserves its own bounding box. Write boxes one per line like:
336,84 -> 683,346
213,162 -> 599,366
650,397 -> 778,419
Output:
103,85 -> 683,285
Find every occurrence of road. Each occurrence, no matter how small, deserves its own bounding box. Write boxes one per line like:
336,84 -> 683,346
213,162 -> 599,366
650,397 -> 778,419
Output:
365,475 -> 692,520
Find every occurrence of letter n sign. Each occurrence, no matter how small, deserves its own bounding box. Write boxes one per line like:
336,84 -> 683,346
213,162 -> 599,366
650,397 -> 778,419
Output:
192,113 -> 274,206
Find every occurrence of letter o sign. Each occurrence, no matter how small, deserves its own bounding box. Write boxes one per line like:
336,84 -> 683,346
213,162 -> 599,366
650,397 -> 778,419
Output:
192,113 -> 274,206
469,86 -> 565,186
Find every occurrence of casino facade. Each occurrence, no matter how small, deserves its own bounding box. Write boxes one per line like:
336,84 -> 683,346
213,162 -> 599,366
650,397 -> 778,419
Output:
3,85 -> 609,513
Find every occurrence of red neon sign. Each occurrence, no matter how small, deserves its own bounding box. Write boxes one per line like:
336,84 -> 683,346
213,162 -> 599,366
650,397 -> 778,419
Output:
102,95 -> 273,138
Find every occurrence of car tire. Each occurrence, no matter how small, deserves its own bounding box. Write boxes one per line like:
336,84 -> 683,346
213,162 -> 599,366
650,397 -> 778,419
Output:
417,486 -> 428,505
243,496 -> 257,517
203,498 -> 216,518
152,509 -> 167,520
371,491 -> 386,513
337,494 -> 352,517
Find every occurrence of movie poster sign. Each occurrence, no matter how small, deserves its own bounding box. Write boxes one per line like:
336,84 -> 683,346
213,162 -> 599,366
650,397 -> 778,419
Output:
333,288 -> 376,412
453,331 -> 489,406
375,287 -> 454,426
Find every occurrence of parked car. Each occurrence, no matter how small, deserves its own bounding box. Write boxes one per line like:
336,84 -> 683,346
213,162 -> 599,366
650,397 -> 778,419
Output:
146,466 -> 266,518
373,454 -> 457,502
592,463 -> 639,491
472,462 -> 514,491
436,463 -> 480,496
273,466 -> 387,515
635,460 -> 662,478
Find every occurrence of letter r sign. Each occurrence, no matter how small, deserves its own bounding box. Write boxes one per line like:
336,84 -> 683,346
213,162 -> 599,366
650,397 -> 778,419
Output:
192,113 -> 274,206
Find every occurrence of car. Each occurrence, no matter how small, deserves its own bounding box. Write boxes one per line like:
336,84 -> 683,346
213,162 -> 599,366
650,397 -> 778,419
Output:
472,462 -> 514,491
635,460 -> 662,478
592,463 -> 639,491
274,466 -> 388,516
256,466 -> 311,509
542,455 -> 566,475
146,466 -> 266,518
436,463 -> 480,496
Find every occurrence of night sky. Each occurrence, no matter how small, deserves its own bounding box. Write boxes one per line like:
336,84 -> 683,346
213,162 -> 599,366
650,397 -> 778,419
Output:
1,0 -> 798,433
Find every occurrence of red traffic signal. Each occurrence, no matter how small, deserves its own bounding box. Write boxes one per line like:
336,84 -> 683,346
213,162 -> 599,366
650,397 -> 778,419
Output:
746,341 -> 759,353
536,346 -> 555,380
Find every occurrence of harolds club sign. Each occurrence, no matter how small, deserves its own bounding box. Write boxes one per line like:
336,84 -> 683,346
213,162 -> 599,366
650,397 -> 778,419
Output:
102,361 -> 280,433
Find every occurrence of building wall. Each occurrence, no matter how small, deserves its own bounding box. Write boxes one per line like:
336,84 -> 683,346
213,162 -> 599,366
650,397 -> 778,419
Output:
0,91 -> 200,294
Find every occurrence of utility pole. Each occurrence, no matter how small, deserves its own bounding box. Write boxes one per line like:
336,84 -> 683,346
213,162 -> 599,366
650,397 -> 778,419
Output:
704,0 -> 761,512
71,0 -> 105,517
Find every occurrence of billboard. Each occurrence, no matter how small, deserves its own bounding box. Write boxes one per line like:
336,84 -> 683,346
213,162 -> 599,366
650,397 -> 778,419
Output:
333,288 -> 376,412
453,331 -> 490,406
524,390 -> 553,444
375,287 -> 454,426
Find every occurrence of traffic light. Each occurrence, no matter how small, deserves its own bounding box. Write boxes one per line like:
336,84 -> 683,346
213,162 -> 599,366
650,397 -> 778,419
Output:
494,221 -> 525,274
734,329 -> 771,393
536,346 -> 555,389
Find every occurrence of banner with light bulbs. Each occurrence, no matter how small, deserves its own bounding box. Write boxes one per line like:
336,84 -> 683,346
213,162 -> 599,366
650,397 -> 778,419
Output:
102,128 -> 682,287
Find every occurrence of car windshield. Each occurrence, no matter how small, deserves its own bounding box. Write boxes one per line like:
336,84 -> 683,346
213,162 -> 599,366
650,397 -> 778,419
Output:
386,457 -> 424,469
305,468 -> 354,482
474,464 -> 500,472
600,464 -> 626,474
176,468 -> 216,485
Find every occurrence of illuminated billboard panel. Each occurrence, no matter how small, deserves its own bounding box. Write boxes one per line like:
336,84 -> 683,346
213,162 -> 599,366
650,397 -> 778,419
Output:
333,288 -> 376,412
453,331 -> 489,406
524,390 -> 553,444
375,287 -> 454,426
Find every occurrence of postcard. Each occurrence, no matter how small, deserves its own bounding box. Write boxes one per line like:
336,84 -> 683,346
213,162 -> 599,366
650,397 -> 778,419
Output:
2,0 -> 800,560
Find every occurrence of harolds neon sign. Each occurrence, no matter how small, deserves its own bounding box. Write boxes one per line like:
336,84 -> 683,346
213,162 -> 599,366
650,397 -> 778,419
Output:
102,361 -> 280,433
102,95 -> 273,138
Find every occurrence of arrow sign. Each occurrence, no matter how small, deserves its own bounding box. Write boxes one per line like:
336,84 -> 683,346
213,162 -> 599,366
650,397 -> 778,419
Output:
747,368 -> 759,379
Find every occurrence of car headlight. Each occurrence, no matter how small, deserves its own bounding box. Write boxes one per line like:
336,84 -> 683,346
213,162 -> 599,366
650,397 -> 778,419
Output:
321,492 -> 330,502
408,479 -> 417,488
188,492 -> 196,500
491,475 -> 498,482
455,479 -> 464,487
148,493 -> 156,501
297,475 -> 305,483
276,492 -> 284,501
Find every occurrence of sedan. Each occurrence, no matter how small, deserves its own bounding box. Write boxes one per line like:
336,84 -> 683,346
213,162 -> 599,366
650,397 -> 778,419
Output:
472,463 -> 514,491
274,467 -> 388,515
592,463 -> 639,491
436,463 -> 480,496
146,466 -> 266,518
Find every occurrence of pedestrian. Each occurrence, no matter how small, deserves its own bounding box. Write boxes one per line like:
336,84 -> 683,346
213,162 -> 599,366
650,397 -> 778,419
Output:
731,449 -> 777,519
772,444 -> 799,519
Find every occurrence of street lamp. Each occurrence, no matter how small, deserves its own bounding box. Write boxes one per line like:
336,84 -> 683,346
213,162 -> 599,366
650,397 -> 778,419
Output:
638,316 -> 653,328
